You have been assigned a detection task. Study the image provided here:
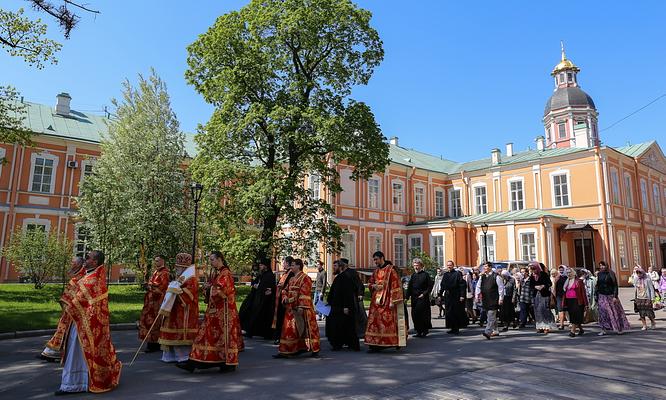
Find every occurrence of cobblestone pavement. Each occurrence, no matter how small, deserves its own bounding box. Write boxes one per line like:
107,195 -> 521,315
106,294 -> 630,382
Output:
0,288 -> 664,399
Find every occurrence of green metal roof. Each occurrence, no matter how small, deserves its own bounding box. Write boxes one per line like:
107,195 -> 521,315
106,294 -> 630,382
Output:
21,101 -> 111,144
5,100 -> 199,157
459,209 -> 571,224
389,144 -> 589,174
614,140 -> 656,158
408,209 -> 572,226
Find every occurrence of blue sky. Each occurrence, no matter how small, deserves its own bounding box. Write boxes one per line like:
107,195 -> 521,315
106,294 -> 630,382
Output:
2,0 -> 665,161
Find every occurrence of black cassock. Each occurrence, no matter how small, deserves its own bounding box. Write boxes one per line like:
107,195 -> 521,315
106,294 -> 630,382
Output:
438,269 -> 468,331
239,269 -> 276,339
325,269 -> 361,350
345,267 -> 367,337
407,270 -> 433,334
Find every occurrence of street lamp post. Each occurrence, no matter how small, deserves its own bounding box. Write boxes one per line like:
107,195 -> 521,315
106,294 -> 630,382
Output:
190,182 -> 204,261
481,223 -> 489,264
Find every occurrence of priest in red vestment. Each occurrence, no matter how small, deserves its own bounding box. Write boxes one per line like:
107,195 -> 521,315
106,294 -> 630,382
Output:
365,251 -> 407,352
39,256 -> 85,362
177,251 -> 242,372
55,251 -> 122,395
273,258 -> 320,358
138,255 -> 170,353
158,252 -> 199,363
271,256 -> 293,344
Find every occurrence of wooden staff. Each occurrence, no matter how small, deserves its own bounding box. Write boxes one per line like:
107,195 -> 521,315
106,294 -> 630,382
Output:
129,314 -> 164,367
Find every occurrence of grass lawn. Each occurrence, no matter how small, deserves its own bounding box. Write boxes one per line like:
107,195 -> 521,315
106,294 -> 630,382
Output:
0,283 -> 372,333
0,283 -> 252,333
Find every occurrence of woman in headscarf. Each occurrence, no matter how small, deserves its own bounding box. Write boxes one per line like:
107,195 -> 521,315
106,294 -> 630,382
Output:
499,270 -> 517,331
551,266 -> 568,330
581,269 -> 598,323
633,266 -> 657,330
562,268 -> 588,337
595,261 -> 630,335
528,262 -> 555,333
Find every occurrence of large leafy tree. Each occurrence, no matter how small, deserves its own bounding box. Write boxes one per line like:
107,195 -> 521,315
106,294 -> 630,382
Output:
0,1 -> 99,144
186,0 -> 389,263
77,71 -> 191,282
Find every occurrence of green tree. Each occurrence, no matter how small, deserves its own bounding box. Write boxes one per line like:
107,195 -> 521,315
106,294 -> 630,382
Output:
186,0 -> 388,263
3,228 -> 73,289
77,70 -> 191,282
0,2 -> 99,144
409,249 -> 440,277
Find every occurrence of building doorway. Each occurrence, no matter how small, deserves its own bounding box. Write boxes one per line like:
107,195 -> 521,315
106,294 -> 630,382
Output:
661,243 -> 666,269
574,238 -> 594,271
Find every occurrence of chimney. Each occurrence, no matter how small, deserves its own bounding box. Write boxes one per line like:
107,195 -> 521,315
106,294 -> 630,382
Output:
389,136 -> 399,146
55,92 -> 71,116
535,135 -> 545,151
506,142 -> 514,157
491,148 -> 501,165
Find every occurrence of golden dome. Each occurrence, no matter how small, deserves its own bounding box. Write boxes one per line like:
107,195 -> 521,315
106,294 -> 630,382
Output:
551,41 -> 580,76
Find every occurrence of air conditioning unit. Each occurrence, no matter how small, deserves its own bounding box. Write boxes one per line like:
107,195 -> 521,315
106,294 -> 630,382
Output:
67,160 -> 78,169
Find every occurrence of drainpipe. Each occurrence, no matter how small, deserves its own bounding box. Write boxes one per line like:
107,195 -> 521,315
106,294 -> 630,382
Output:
595,147 -> 611,263
633,158 -> 649,267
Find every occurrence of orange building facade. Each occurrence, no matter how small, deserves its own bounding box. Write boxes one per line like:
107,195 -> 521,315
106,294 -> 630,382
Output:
309,49 -> 666,284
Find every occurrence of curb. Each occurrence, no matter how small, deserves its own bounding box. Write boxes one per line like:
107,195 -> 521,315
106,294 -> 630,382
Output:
0,322 -> 137,341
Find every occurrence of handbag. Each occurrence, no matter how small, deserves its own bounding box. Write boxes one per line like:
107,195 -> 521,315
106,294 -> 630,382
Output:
549,294 -> 556,309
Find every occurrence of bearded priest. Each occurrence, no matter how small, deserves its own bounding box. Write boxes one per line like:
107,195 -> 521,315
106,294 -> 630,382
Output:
55,251 -> 121,395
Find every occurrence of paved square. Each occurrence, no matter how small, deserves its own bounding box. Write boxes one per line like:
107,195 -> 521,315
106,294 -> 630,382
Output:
0,288 -> 663,399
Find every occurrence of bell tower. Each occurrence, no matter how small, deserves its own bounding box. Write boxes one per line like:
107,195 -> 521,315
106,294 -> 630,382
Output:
543,42 -> 599,149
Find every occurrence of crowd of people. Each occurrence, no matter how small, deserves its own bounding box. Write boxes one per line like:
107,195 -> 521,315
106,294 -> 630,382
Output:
37,248 -> 664,395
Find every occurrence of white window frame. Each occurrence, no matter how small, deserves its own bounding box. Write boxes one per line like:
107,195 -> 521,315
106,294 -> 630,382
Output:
631,232 -> 641,267
434,188 -> 445,218
408,233 -> 423,258
477,230 -> 496,263
368,232 -> 383,261
508,177 -> 525,211
449,187 -> 462,218
550,170 -> 571,208
74,224 -> 93,258
653,183 -> 663,215
640,179 -> 649,211
28,152 -> 59,194
414,184 -> 426,215
309,173 -> 321,200
367,176 -> 381,209
393,234 -> 406,268
341,230 -> 356,266
79,158 -> 96,188
0,147 -> 6,176
22,217 -> 51,233
617,231 -> 628,270
430,233 -> 445,267
473,184 -> 488,215
518,229 -> 537,261
623,173 -> 634,208
610,168 -> 621,205
557,122 -> 567,139
391,179 -> 404,212
647,235 -> 655,269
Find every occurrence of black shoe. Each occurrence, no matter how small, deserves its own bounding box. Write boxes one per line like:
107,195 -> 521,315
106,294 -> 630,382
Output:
447,329 -> 460,334
176,361 -> 195,373
501,327 -> 509,332
54,390 -> 84,396
482,332 -> 491,340
568,332 -> 576,337
518,324 -> 526,329
422,331 -> 429,337
219,365 -> 236,372
272,353 -> 289,359
578,329 -> 585,336
37,354 -> 59,362
310,352 -> 320,358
